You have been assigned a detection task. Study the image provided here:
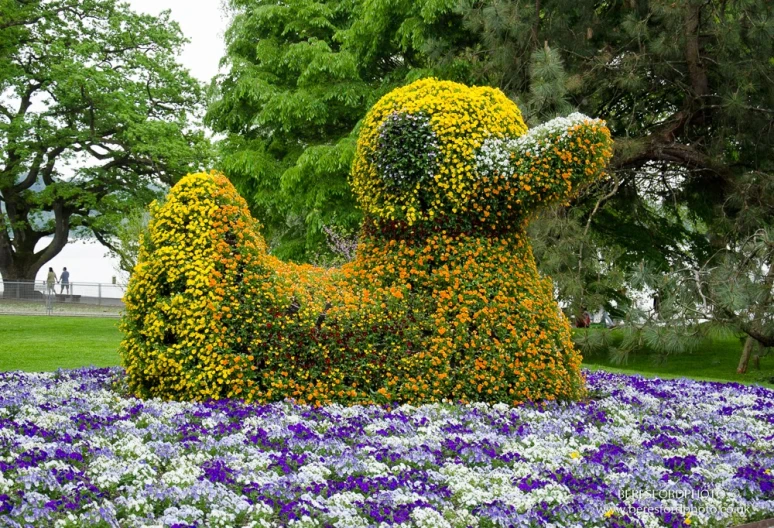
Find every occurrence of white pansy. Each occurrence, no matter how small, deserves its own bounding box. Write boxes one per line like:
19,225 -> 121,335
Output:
287,515 -> 321,527
207,508 -> 238,527
0,473 -> 13,494
297,461 -> 332,483
474,113 -> 603,181
159,457 -> 202,487
363,456 -> 390,476
411,507 -> 452,528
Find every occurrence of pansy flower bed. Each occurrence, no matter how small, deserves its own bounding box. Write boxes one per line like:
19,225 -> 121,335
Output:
0,368 -> 772,527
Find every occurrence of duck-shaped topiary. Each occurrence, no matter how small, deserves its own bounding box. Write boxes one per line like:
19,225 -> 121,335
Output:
120,79 -> 613,405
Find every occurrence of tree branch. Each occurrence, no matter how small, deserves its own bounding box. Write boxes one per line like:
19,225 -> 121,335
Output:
683,2 -> 709,99
93,230 -> 135,274
40,147 -> 66,186
9,152 -> 44,192
31,201 -> 71,272
0,2 -> 75,31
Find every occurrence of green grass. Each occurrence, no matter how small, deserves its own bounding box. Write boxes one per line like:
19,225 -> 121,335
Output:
1,315 -> 772,389
579,330 -> 774,387
0,315 -> 121,371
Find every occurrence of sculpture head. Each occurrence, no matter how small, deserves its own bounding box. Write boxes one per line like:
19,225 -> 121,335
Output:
351,79 -> 613,233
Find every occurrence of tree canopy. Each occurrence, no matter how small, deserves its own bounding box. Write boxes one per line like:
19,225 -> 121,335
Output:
209,0 -> 774,364
0,0 -> 210,284
206,0 -> 369,260
210,0 -> 773,262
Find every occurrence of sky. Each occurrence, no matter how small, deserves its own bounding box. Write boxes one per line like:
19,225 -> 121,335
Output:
27,1 -> 230,287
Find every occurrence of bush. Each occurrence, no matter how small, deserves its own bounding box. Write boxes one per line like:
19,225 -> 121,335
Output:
121,172 -> 276,400
121,79 -> 613,405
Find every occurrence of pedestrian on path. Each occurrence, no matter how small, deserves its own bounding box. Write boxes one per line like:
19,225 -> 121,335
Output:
60,267 -> 70,294
46,267 -> 58,295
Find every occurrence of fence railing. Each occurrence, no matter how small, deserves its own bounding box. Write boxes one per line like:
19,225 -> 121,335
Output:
0,280 -> 125,317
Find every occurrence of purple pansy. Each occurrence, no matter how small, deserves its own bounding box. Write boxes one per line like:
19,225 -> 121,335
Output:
0,367 -> 772,526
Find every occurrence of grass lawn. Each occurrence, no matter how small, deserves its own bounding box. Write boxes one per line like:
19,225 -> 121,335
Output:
0,315 -> 121,371
579,329 -> 774,387
1,314 -> 772,388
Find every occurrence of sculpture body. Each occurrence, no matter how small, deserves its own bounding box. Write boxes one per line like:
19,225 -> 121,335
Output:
121,79 -> 612,405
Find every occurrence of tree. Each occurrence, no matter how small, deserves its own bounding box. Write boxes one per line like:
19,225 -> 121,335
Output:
210,0 -> 774,371
459,3 -> 771,256
206,0 -> 372,261
0,0 -> 209,291
624,172 -> 774,373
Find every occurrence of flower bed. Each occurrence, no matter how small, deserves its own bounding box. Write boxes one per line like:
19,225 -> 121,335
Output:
0,369 -> 772,527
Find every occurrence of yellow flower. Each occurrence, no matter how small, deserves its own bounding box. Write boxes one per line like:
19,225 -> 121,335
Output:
122,79 -> 609,406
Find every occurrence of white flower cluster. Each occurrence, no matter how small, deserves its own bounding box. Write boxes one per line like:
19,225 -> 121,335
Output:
474,113 -> 606,180
0,368 -> 772,527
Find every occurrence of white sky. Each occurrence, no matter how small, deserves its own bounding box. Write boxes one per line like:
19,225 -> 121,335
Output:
27,1 -> 230,286
123,0 -> 230,84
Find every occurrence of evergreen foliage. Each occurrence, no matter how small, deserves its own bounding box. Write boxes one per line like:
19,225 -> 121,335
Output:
208,0 -> 774,367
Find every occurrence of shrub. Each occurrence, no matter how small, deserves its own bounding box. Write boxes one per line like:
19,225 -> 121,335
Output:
121,172 -> 282,400
121,79 -> 613,405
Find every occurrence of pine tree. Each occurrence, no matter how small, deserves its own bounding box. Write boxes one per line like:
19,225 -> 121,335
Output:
209,0 -> 774,369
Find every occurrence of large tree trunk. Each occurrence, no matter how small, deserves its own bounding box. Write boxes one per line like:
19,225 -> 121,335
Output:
0,270 -> 40,300
0,239 -> 48,300
0,200 -> 71,299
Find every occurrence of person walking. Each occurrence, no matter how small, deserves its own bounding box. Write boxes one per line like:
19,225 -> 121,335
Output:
46,267 -> 58,295
60,267 -> 70,294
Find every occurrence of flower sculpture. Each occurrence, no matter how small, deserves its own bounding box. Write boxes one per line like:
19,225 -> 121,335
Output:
121,79 -> 613,405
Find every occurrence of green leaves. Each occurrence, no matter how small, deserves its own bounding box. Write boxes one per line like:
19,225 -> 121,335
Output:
208,0 -> 375,261
371,112 -> 439,192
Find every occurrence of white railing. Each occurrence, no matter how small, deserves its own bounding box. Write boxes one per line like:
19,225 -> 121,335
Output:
0,280 -> 125,316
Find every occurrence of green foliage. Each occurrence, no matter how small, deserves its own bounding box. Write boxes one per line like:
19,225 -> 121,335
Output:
522,44 -> 574,123
372,112 -> 439,191
210,0 -> 774,368
206,0 -> 373,261
0,0 -> 210,283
